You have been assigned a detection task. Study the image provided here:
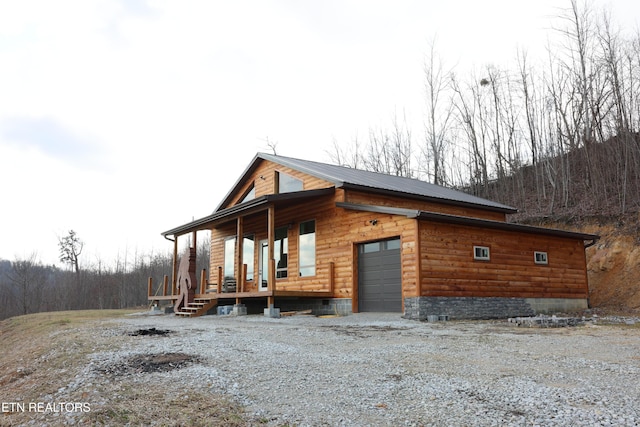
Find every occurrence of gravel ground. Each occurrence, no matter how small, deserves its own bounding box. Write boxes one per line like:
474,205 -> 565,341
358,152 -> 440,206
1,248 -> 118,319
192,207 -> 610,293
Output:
52,312 -> 640,426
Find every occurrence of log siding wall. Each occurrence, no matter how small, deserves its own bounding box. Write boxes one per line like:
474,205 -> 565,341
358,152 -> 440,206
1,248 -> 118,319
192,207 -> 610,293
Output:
210,192 -> 418,307
418,221 -> 589,299
224,161 -> 335,208
208,158 -> 590,314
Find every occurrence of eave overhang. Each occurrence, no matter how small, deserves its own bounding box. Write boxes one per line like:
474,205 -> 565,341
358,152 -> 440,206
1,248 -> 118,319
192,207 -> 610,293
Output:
162,188 -> 334,238
336,202 -> 600,246
338,182 -> 518,214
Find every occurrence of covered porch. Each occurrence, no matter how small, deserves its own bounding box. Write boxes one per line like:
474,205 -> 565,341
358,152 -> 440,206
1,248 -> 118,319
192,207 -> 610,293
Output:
147,189 -> 336,317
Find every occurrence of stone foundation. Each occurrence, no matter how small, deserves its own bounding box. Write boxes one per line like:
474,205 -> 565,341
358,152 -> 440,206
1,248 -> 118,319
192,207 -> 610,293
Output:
276,298 -> 352,316
403,297 -> 589,321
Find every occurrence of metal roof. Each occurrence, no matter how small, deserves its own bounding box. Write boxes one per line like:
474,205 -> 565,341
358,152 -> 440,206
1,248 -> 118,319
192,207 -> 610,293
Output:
217,153 -> 517,214
337,202 -> 600,245
163,188 -> 333,237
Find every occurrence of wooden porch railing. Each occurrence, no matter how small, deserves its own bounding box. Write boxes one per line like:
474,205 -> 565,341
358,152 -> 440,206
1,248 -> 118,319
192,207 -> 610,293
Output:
147,275 -> 174,301
148,261 -> 336,300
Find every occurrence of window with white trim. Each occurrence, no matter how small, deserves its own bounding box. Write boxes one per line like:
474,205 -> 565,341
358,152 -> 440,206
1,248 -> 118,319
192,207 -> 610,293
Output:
534,251 -> 548,265
473,245 -> 490,261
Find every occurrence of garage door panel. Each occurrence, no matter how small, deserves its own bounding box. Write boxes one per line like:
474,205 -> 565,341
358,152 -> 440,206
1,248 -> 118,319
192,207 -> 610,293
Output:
358,239 -> 401,312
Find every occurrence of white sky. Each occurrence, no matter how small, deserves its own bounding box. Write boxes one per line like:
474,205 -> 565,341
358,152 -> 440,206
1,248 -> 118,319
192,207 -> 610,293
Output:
1,0 -> 638,267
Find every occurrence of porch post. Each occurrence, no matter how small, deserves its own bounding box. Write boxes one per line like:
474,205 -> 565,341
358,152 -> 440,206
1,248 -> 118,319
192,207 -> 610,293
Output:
172,237 -> 178,295
267,205 -> 276,307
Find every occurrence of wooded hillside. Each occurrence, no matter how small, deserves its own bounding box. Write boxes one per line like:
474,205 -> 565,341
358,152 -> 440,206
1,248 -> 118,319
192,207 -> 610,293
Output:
327,0 -> 640,312
330,0 -> 640,222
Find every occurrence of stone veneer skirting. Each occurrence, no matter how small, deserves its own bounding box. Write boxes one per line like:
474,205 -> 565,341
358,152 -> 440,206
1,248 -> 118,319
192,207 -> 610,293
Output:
276,298 -> 353,316
403,296 -> 589,321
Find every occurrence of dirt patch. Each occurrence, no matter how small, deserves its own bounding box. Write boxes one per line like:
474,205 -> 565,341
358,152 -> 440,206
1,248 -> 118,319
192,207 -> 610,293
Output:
97,352 -> 199,377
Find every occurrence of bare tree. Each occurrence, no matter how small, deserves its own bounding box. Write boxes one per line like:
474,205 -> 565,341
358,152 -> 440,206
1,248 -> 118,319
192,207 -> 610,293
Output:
451,73 -> 490,197
58,230 -> 83,274
422,38 -> 453,185
360,113 -> 414,178
326,136 -> 363,169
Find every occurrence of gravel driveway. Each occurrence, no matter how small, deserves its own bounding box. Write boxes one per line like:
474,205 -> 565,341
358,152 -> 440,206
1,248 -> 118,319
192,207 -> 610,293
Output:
62,312 -> 640,426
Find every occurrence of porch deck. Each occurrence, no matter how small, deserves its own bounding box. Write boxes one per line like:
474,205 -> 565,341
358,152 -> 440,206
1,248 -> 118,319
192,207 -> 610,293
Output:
149,289 -> 334,302
147,273 -> 334,316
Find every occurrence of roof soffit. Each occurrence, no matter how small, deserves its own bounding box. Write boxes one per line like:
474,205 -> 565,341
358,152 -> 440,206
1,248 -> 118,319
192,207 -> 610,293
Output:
164,188 -> 335,238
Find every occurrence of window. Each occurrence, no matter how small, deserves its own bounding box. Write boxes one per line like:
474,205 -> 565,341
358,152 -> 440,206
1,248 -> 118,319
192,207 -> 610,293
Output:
243,235 -> 254,281
276,172 -> 303,194
473,245 -> 490,261
359,238 -> 400,253
275,227 -> 288,279
534,251 -> 548,265
385,238 -> 401,250
299,220 -> 316,276
224,238 -> 236,281
362,242 -> 380,253
239,184 -> 255,204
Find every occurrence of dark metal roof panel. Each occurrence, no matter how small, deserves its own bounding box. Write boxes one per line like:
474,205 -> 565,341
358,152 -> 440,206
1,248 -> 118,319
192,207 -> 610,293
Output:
164,188 -> 334,237
257,152 -> 517,213
415,210 -> 600,242
336,202 -> 599,243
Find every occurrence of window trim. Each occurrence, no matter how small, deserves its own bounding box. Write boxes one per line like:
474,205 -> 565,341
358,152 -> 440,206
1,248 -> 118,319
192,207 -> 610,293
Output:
534,251 -> 549,265
473,245 -> 490,261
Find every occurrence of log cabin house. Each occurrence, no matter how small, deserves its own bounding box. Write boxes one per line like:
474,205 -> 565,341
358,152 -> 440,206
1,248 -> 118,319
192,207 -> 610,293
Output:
149,152 -> 599,319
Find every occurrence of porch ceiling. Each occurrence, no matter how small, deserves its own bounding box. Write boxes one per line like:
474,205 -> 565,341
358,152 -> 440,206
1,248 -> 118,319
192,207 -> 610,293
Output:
161,187 -> 334,238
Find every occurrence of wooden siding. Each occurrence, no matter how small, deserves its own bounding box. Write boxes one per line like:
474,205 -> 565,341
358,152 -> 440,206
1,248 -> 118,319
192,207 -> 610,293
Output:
210,191 -> 419,309
223,160 -> 335,208
208,158 -> 589,312
419,221 -> 589,299
344,190 -> 506,221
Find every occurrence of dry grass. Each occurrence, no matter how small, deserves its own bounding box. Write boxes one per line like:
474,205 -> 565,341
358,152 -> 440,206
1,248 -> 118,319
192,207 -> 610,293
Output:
0,309 -> 251,426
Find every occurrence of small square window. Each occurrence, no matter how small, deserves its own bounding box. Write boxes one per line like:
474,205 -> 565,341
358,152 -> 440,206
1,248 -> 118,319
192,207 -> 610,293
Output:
534,251 -> 548,265
473,246 -> 490,261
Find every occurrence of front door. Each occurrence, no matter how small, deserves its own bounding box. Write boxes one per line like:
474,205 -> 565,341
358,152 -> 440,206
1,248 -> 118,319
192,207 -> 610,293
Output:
258,240 -> 269,291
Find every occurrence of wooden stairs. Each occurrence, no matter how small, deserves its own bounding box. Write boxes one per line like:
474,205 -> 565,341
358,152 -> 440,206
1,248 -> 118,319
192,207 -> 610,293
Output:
175,297 -> 217,318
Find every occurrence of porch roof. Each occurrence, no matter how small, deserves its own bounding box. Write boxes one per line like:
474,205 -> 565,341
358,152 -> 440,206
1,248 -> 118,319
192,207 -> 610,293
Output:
161,188 -> 334,238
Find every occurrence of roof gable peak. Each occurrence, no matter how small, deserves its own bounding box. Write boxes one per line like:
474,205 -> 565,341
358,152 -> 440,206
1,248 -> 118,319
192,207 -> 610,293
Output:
217,152 -> 517,214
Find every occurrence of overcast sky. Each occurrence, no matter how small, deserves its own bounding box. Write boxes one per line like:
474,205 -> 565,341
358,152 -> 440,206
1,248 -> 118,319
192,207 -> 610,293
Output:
1,0 -> 638,267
